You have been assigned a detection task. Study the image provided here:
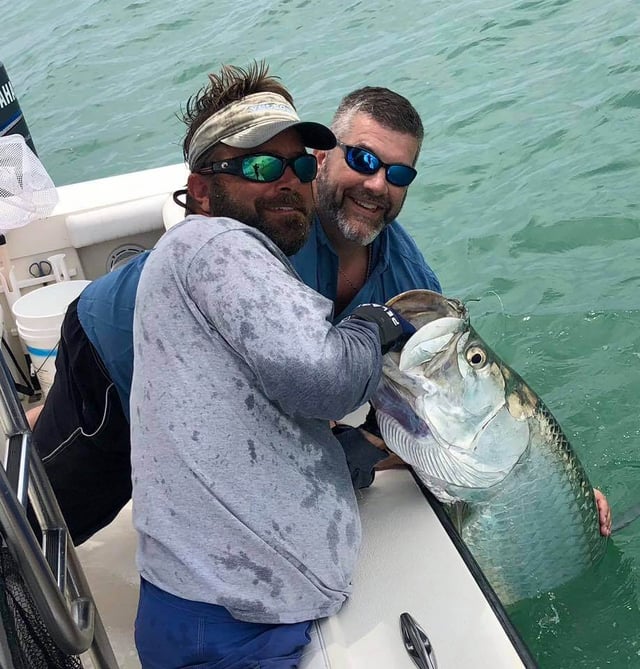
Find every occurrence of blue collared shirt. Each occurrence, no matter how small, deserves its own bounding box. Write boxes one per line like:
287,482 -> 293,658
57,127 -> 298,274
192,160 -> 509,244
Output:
290,218 -> 441,322
77,251 -> 150,419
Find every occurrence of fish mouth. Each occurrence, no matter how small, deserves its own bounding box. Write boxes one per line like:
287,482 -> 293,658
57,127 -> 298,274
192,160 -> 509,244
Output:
398,317 -> 467,373
386,289 -> 468,329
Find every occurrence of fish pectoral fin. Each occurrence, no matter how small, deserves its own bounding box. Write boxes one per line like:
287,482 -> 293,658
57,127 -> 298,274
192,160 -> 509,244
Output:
446,500 -> 471,534
611,502 -> 640,533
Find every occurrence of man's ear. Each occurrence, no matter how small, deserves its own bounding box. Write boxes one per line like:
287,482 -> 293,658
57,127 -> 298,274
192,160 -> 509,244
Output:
187,173 -> 211,215
314,149 -> 328,168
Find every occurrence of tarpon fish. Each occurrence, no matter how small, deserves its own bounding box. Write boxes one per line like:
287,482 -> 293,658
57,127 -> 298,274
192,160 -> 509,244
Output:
373,289 -> 606,605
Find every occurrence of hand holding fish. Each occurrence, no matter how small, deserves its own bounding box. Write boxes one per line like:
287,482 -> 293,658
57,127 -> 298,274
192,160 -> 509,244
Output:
594,488 -> 612,536
347,303 -> 416,354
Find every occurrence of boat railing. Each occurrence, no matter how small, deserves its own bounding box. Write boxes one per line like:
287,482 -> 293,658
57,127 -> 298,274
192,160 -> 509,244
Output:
0,353 -> 119,668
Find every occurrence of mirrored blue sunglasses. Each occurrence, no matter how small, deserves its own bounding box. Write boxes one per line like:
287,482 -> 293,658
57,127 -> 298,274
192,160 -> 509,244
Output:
338,142 -> 417,187
198,153 -> 317,184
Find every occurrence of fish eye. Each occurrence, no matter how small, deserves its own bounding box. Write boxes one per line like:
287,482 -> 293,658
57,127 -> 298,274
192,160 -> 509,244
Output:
465,345 -> 487,368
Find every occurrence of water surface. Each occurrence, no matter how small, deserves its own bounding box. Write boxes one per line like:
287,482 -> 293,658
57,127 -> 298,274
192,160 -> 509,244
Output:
5,1 -> 640,665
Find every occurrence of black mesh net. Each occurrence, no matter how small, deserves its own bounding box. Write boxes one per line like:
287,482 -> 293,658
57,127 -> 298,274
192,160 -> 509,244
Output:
0,545 -> 83,669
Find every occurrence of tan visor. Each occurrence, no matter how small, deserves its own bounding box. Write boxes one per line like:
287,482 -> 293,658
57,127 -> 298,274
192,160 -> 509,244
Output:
187,91 -> 336,169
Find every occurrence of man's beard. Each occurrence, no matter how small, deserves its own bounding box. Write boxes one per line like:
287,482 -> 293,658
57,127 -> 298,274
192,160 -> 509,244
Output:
315,171 -> 403,246
208,185 -> 313,256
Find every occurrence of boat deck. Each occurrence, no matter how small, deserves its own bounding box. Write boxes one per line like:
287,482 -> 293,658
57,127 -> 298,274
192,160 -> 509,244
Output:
77,469 -> 531,669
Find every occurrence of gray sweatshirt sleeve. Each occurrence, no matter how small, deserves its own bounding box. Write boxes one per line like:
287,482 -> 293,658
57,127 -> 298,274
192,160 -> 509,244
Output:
184,227 -> 382,420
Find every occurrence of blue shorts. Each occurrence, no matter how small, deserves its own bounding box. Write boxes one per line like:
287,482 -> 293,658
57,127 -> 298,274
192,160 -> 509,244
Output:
135,579 -> 312,669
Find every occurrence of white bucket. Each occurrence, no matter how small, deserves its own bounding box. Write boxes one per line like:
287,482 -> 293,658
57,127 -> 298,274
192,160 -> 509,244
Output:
11,280 -> 91,330
12,280 -> 91,396
16,322 -> 62,338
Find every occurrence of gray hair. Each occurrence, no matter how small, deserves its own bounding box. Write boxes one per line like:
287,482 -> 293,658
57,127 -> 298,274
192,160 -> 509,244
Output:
331,86 -> 424,157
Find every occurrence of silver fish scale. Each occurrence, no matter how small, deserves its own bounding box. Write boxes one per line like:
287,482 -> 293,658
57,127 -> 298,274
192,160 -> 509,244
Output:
459,401 -> 606,605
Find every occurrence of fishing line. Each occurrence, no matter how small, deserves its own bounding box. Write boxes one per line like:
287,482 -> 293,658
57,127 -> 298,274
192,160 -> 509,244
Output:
465,290 -> 507,345
487,290 -> 507,346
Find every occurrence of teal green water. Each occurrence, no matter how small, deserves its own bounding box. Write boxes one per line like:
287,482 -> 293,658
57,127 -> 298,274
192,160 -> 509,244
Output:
5,1 -> 640,666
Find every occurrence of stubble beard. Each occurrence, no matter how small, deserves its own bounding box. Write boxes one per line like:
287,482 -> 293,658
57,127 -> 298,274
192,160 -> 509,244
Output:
335,209 -> 385,246
209,185 -> 312,256
315,172 -> 399,247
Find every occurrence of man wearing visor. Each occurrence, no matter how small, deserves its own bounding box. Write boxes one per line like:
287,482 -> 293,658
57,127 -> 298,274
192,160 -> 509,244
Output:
33,63 -> 415,667
131,63 -> 417,667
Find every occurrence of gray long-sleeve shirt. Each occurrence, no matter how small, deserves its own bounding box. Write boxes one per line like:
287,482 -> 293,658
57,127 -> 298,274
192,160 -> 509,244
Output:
130,215 -> 383,624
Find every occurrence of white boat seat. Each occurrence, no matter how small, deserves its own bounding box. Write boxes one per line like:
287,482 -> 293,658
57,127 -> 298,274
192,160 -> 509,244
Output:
66,196 -> 167,248
162,193 -> 185,230
59,163 -> 189,247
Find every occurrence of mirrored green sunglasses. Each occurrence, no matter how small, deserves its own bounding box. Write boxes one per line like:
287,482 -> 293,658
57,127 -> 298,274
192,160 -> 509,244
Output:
198,153 -> 318,184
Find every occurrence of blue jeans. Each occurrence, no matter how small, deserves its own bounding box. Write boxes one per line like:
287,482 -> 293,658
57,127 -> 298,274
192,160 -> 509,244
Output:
135,579 -> 312,668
